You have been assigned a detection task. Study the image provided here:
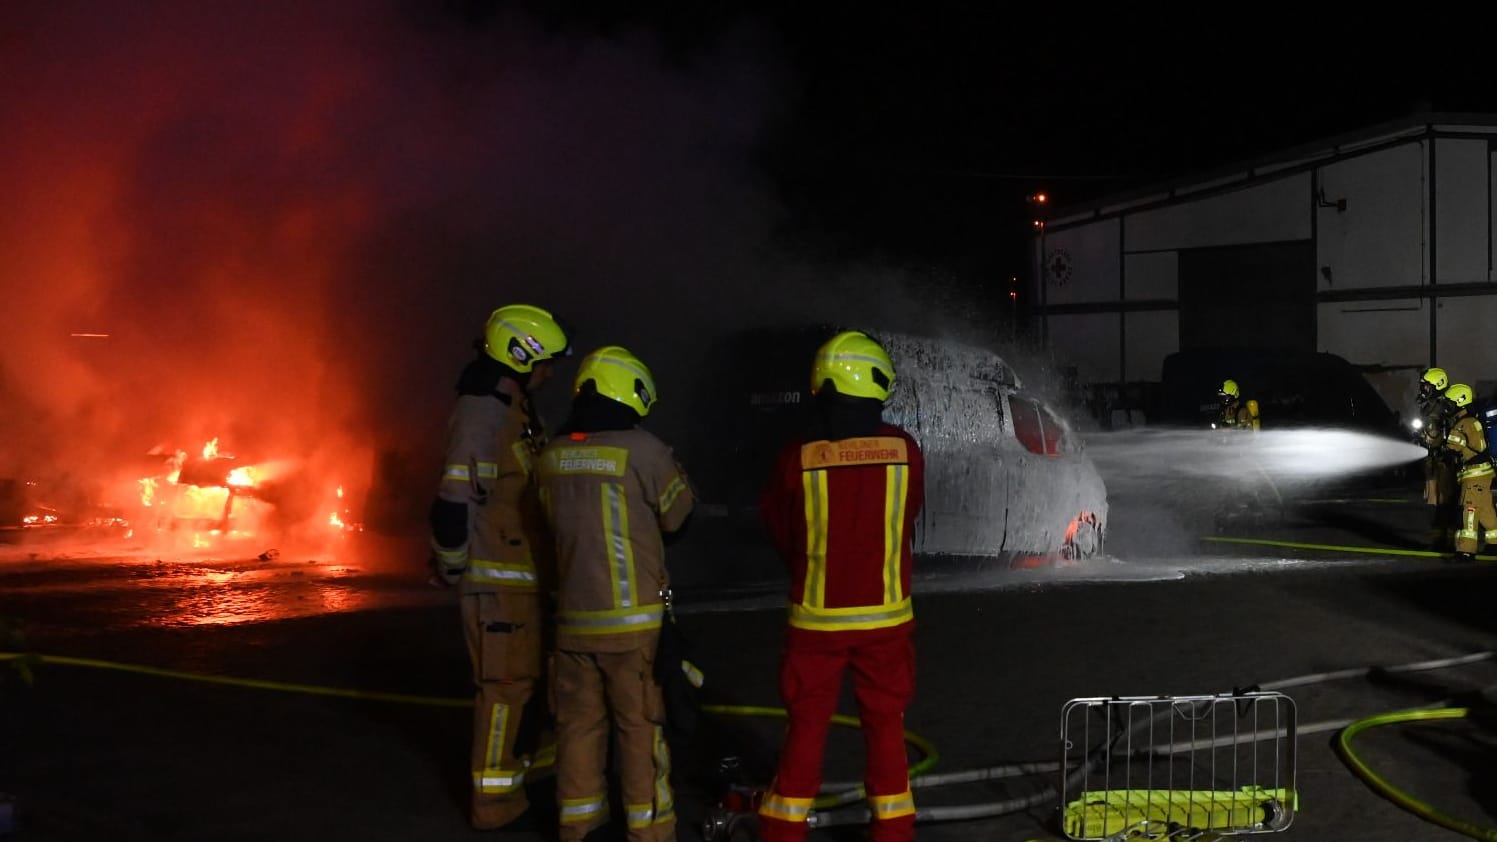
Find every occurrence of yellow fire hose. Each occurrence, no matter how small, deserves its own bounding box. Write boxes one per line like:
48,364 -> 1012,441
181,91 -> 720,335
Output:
0,651 -> 938,812
698,703 -> 940,808
1336,707 -> 1497,841
5,650 -> 1495,839
1202,534 -> 1497,561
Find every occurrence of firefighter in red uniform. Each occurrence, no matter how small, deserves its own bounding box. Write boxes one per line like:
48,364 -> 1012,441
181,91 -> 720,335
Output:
536,345 -> 694,842
429,304 -> 571,831
757,330 -> 925,842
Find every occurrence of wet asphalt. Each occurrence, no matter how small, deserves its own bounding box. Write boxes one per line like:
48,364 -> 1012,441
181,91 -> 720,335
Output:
1,488 -> 1495,842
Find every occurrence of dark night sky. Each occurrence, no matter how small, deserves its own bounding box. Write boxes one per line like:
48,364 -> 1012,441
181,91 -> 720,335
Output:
764,12 -> 1497,276
505,5 -> 1497,276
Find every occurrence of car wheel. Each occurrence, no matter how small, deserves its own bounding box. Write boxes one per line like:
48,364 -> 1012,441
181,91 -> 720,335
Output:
1062,511 -> 1103,560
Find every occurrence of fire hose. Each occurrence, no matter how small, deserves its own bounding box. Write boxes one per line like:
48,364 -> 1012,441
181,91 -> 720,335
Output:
2,649 -> 1494,840
704,649 -> 1497,840
1336,707 -> 1497,842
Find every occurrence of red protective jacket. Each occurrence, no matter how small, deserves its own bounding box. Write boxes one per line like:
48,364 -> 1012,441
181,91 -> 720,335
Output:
760,424 -> 925,636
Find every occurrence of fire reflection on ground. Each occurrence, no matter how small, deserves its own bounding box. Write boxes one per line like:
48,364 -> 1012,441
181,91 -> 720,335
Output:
0,543 -> 431,632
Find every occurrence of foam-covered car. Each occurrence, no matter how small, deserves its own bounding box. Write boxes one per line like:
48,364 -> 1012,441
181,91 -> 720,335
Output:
668,326 -> 1107,593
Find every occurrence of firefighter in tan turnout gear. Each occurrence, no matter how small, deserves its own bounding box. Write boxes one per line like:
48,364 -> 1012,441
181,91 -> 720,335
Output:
1415,367 -> 1460,546
536,345 -> 694,841
429,303 -> 571,831
1216,379 -> 1260,431
1439,383 -> 1497,561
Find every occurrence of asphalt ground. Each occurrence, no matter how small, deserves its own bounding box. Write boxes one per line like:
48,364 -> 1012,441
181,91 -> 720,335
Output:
1,490 -> 1495,841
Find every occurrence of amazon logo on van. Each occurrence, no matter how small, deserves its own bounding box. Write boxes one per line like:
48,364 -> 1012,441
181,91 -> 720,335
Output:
750,391 -> 802,406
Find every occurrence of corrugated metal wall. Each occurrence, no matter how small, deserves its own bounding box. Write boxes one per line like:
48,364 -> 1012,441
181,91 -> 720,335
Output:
1040,123 -> 1497,400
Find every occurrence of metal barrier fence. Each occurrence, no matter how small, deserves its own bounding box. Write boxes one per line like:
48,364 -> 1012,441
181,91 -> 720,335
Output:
1060,692 -> 1297,840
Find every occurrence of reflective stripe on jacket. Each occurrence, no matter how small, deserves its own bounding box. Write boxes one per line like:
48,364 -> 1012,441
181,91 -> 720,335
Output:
537,428 -> 694,652
761,424 -> 925,635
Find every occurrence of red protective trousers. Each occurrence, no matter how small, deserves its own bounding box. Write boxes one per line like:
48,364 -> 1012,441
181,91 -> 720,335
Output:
758,624 -> 916,842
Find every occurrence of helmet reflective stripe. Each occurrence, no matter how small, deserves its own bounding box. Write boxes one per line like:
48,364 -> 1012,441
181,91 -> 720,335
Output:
823,351 -> 887,367
810,330 -> 895,402
596,354 -> 654,396
482,304 -> 570,372
573,345 -> 657,417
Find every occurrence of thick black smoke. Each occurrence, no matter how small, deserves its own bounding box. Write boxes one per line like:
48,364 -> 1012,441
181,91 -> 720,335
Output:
0,1 -> 1014,532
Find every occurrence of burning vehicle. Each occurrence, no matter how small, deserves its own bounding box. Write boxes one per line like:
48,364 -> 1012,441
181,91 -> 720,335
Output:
0,476 -> 131,542
134,438 -> 361,550
0,437 -> 361,553
668,326 -> 1108,594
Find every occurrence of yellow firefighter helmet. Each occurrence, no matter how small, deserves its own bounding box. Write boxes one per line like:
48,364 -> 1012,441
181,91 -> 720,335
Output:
1446,383 -> 1474,408
1421,367 -> 1449,391
574,345 -> 657,417
1220,379 -> 1240,399
810,330 -> 895,403
483,304 -> 571,372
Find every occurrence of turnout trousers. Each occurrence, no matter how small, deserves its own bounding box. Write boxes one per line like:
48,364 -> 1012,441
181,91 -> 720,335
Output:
758,624 -> 916,842
554,646 -> 675,842
463,590 -> 550,829
1455,475 -> 1497,555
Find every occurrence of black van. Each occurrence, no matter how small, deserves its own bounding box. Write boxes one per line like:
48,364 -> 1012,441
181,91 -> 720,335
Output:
1158,348 -> 1401,434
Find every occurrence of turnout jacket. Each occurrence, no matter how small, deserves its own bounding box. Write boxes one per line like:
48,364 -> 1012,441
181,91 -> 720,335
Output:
536,428 -> 694,653
760,424 -> 925,635
431,377 -> 549,593
1444,412 -> 1494,481
1218,400 -> 1260,431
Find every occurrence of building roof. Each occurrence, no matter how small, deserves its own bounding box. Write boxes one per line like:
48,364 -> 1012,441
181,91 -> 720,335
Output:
1047,112 -> 1497,231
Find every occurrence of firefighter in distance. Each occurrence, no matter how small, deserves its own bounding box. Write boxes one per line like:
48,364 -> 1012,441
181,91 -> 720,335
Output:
1216,379 -> 1260,431
1439,383 -> 1497,561
1415,367 -> 1460,546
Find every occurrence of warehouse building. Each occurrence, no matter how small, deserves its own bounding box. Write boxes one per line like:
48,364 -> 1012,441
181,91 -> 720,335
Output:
1034,112 -> 1497,427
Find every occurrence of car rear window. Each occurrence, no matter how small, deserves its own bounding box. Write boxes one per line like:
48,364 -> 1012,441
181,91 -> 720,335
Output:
1011,398 -> 1065,456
